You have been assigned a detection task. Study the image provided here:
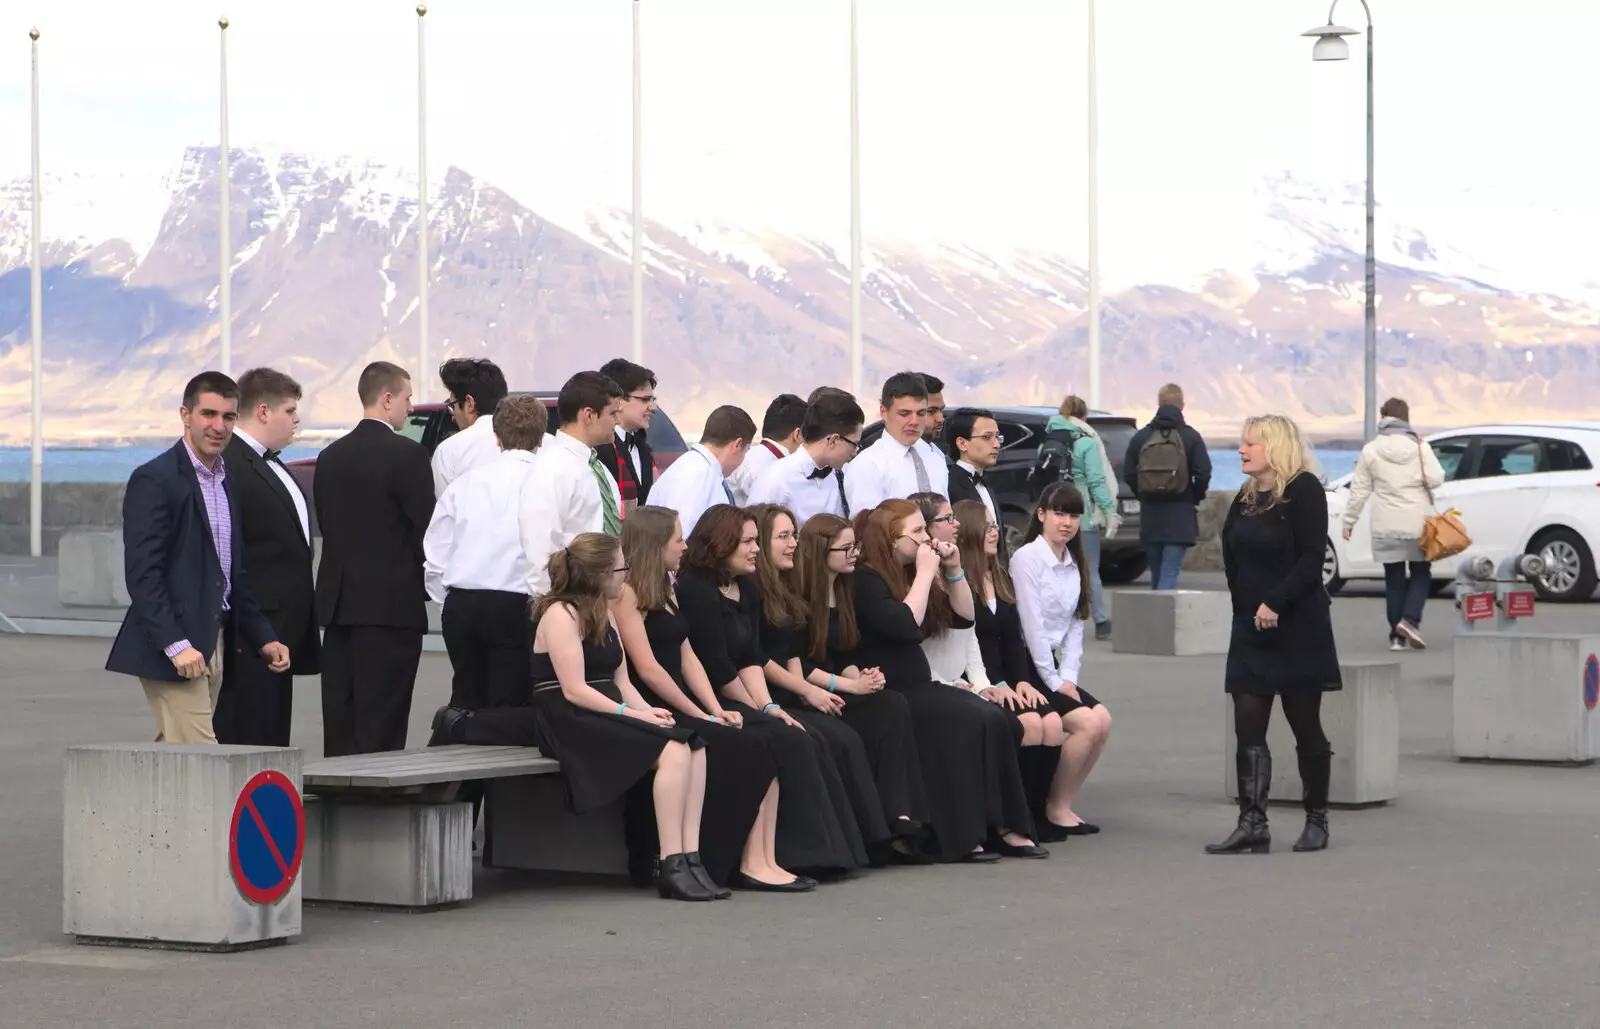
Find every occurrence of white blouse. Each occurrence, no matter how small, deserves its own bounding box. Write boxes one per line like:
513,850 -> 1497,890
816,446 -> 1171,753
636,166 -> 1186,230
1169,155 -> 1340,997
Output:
1009,536 -> 1087,692
920,622 -> 992,693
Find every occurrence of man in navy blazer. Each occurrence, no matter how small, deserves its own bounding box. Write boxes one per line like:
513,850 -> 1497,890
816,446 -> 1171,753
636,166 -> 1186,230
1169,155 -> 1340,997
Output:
106,371 -> 290,743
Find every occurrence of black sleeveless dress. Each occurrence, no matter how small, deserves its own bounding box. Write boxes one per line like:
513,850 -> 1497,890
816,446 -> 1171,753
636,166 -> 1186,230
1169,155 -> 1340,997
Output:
626,604 -> 777,885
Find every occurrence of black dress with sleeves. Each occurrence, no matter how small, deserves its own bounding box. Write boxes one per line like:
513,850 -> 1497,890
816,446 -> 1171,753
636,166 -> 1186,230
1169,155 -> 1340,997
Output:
850,567 -> 1037,860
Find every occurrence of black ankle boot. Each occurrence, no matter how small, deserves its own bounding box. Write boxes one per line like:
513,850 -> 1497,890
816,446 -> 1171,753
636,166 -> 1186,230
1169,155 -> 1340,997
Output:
1293,747 -> 1331,852
683,852 -> 732,899
428,706 -> 470,747
656,854 -> 717,901
1206,745 -> 1271,854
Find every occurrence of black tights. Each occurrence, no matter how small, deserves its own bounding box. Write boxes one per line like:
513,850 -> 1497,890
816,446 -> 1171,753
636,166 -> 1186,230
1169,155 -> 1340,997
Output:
1233,692 -> 1330,753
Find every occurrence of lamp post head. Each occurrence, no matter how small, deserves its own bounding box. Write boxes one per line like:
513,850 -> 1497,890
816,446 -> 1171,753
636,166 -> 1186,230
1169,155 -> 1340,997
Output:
29,27 -> 40,41
1303,22 -> 1358,61
417,4 -> 427,16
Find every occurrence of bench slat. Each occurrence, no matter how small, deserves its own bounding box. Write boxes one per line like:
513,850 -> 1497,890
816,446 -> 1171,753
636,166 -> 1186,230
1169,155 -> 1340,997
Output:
303,745 -> 559,789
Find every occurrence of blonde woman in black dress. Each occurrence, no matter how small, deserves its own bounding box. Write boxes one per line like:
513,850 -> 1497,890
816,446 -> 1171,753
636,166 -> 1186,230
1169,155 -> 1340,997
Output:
1209,415 -> 1341,855
430,533 -> 718,900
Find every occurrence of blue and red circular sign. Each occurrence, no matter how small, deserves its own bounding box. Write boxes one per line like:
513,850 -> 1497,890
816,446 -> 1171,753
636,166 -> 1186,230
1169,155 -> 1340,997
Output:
1583,654 -> 1599,713
228,769 -> 305,905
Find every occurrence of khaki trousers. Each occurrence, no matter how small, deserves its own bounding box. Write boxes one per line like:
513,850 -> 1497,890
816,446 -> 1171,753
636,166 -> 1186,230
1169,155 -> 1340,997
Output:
139,632 -> 225,744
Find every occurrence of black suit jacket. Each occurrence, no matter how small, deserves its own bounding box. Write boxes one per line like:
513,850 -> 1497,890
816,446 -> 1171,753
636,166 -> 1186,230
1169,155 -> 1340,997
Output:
947,462 -> 1010,561
313,419 -> 435,630
594,430 -> 655,505
224,435 -> 321,674
107,441 -> 276,682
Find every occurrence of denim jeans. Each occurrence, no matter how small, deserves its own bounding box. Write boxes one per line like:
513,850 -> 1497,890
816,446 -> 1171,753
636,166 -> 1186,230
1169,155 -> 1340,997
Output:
1081,529 -> 1109,624
1145,543 -> 1189,591
1384,561 -> 1432,631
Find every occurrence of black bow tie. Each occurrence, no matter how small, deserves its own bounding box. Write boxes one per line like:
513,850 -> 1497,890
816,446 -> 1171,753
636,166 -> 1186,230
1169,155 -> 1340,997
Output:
970,470 -> 985,486
807,465 -> 834,481
622,431 -> 646,452
264,449 -> 283,464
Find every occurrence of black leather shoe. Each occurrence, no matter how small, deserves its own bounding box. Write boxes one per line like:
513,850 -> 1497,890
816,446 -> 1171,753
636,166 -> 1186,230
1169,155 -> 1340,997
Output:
959,850 -> 1003,864
684,852 -> 732,899
1060,822 -> 1100,836
888,840 -> 935,865
1037,822 -> 1071,843
657,854 -> 718,901
728,872 -> 816,893
996,840 -> 1050,859
891,816 -> 925,839
428,706 -> 469,747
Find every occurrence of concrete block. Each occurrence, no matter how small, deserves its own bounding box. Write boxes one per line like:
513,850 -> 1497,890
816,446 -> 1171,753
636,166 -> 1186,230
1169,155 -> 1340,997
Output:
1112,589 -> 1230,656
1453,632 -> 1600,764
1224,660 -> 1400,806
57,531 -> 130,608
482,776 -> 628,876
302,798 -> 472,910
63,743 -> 303,951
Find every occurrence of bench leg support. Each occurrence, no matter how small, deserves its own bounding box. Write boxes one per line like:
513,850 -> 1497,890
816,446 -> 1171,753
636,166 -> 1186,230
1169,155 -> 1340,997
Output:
303,797 -> 472,911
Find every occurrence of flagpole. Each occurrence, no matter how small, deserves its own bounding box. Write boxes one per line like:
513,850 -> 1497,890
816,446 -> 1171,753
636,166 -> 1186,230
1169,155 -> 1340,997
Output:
1086,0 -> 1101,410
416,3 -> 430,400
29,27 -> 44,558
848,0 -> 863,400
631,0 -> 644,364
218,16 -> 232,375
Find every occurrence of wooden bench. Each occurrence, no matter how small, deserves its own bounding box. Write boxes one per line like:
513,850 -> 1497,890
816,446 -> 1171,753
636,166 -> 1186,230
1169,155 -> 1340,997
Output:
301,746 -> 627,911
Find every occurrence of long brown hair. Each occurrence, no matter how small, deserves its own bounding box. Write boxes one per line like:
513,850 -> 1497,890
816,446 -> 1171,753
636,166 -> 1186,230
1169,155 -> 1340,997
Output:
954,499 -> 1013,604
682,504 -> 748,586
749,503 -> 807,629
620,505 -> 678,613
856,499 -> 953,635
530,533 -> 618,645
1021,482 -> 1093,621
793,513 -> 860,661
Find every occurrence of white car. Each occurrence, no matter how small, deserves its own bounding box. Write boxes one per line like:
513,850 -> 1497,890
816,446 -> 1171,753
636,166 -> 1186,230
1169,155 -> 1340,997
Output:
1324,422 -> 1600,602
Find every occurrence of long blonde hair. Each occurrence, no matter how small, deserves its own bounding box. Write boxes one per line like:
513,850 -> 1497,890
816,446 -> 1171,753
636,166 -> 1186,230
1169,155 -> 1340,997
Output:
1240,414 -> 1318,505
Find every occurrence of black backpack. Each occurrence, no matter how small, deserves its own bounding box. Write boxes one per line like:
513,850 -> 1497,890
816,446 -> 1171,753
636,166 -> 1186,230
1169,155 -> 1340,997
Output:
1028,427 -> 1081,499
1136,428 -> 1191,500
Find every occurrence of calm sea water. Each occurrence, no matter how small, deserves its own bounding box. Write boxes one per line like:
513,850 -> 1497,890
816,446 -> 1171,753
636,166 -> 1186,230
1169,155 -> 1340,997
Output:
0,445 -> 1358,491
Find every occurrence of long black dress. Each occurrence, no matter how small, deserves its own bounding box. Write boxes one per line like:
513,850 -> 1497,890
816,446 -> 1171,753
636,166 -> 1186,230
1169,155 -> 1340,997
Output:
1222,472 -> 1343,695
850,567 -> 1036,861
750,585 -> 892,851
617,604 -> 777,886
454,623 -> 701,814
677,570 -> 868,873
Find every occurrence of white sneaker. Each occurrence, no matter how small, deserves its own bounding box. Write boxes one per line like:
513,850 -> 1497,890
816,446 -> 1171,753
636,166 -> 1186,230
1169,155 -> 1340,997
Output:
1389,638 -> 1406,651
1395,620 -> 1427,650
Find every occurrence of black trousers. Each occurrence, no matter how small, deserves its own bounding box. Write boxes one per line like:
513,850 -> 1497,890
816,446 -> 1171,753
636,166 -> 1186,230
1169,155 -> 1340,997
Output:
1384,561 -> 1433,633
320,625 -> 423,756
441,588 -> 533,710
216,615 -> 293,747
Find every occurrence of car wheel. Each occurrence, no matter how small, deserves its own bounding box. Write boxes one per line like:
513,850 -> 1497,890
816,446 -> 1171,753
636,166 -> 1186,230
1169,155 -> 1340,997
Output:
1529,529 -> 1597,602
1322,538 -> 1345,596
1100,553 -> 1148,585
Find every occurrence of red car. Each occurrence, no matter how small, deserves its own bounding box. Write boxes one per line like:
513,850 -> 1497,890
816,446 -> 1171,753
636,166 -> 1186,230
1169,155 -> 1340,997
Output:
286,392 -> 689,535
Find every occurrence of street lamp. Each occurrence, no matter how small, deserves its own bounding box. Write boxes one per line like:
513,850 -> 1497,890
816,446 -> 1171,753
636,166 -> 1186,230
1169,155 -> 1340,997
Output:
1303,1 -> 1376,442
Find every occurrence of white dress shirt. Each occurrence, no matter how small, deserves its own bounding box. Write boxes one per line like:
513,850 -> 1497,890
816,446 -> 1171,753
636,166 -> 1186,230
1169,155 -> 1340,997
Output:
747,446 -> 845,526
431,415 -> 501,498
844,435 -> 950,513
727,438 -> 787,505
424,449 -> 538,603
648,444 -> 734,537
518,431 -> 620,595
920,623 -> 991,693
958,459 -> 998,525
1010,536 -> 1087,692
234,428 -> 310,543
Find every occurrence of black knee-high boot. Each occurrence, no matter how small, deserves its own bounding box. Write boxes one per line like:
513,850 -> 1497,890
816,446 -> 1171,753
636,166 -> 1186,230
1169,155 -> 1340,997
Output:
1293,747 -> 1331,852
1206,745 -> 1271,854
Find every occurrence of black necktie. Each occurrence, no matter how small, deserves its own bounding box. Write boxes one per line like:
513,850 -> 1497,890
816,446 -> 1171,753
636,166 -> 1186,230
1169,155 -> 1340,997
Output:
806,465 -> 833,481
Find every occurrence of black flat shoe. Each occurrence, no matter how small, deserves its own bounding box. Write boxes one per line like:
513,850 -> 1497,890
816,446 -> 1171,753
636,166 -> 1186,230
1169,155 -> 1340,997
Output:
1037,821 -> 1071,843
891,816 -> 925,839
684,852 -> 732,899
959,850 -> 1002,864
996,840 -> 1050,859
729,872 -> 816,893
1060,822 -> 1100,836
428,706 -> 469,747
888,840 -> 934,865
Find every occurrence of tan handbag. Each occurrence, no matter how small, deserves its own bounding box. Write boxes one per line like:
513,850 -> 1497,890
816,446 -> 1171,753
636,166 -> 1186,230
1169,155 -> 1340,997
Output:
1417,441 -> 1471,561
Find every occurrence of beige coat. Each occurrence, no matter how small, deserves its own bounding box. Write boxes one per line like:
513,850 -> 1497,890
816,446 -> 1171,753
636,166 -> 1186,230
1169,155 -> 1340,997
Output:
1343,431 -> 1446,543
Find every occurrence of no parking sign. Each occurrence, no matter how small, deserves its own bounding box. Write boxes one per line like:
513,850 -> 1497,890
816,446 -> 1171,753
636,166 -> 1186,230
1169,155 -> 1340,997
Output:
228,769 -> 305,905
1584,655 -> 1599,712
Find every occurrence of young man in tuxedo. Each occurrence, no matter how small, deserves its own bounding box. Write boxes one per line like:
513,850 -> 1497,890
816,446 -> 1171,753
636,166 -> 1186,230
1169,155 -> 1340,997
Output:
594,358 -> 657,509
214,367 -> 320,747
314,361 -> 436,756
107,371 -> 289,743
946,407 -> 1009,560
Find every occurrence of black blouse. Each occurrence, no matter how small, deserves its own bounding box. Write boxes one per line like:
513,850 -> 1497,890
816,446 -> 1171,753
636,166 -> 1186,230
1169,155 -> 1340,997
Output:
1222,471 -> 1331,618
849,566 -> 973,688
676,570 -> 764,689
973,595 -> 1037,689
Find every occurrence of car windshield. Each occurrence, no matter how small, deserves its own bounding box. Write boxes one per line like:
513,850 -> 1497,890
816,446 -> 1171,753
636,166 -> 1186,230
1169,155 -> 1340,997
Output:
1094,422 -> 1137,478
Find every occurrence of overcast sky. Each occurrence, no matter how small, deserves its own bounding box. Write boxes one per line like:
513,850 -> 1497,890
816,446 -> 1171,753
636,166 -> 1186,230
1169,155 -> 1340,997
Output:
1,1 -> 1594,287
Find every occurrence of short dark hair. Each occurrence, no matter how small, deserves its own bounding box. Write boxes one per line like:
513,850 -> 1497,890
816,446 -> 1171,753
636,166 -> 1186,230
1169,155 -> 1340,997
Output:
943,407 -> 995,450
493,395 -> 548,451
1380,397 -> 1410,421
438,358 -> 508,416
182,371 -> 239,410
598,358 -> 657,396
557,371 -> 624,426
918,372 -> 945,394
880,371 -> 928,408
760,394 -> 809,440
236,367 -> 300,415
357,361 -> 411,406
808,386 -> 851,404
801,392 -> 866,443
701,405 -> 758,447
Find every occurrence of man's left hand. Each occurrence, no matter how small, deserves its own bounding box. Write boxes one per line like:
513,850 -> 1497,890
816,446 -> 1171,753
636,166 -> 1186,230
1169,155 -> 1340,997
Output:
261,642 -> 291,673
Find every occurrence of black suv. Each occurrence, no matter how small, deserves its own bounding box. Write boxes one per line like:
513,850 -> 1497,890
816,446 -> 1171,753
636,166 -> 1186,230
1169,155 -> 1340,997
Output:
857,406 -> 1147,583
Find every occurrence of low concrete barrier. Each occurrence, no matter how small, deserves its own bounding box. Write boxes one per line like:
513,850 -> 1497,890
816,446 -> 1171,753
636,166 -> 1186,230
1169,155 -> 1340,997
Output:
1224,659 -> 1400,807
303,798 -> 472,909
1453,632 -> 1600,764
57,531 -> 129,607
63,743 -> 303,951
1111,589 -> 1231,656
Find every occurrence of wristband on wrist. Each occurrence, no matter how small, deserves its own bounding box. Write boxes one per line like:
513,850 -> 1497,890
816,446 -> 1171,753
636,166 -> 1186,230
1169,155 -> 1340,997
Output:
943,569 -> 966,582
827,673 -> 837,693
616,703 -> 628,715
762,703 -> 781,714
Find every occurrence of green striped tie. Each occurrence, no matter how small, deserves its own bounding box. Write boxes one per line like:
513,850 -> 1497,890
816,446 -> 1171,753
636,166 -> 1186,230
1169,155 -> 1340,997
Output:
589,450 -> 622,536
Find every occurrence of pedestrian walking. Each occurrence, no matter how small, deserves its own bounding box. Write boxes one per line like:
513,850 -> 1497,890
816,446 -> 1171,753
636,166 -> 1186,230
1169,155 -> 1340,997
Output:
1037,396 -> 1122,639
1123,383 -> 1211,590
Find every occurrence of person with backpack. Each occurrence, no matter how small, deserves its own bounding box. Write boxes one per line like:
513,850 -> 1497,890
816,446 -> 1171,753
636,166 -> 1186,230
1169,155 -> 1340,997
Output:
1031,396 -> 1121,640
1122,384 -> 1212,590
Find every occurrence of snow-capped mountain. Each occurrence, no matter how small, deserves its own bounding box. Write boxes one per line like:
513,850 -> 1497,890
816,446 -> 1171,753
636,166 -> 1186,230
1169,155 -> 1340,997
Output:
0,146 -> 1595,445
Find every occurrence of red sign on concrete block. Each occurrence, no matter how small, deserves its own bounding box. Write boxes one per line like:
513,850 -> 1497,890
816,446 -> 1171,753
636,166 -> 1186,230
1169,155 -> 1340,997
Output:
1462,593 -> 1496,622
1505,591 -> 1536,619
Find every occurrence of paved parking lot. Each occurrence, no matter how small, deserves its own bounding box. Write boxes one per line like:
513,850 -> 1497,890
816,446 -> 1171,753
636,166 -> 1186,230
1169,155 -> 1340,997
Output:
1,588 -> 1597,1028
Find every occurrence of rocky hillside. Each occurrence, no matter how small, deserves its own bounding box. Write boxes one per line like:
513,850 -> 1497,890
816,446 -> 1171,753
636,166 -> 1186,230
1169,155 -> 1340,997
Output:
1,147 -> 1594,443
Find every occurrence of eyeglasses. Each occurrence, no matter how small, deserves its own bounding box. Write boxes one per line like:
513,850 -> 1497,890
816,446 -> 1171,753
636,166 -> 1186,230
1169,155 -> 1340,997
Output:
829,542 -> 861,555
627,394 -> 657,405
833,434 -> 860,451
898,527 -> 930,542
771,531 -> 797,542
929,514 -> 956,526
612,565 -> 630,574
968,431 -> 1005,444
984,523 -> 1000,534
446,396 -> 464,410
